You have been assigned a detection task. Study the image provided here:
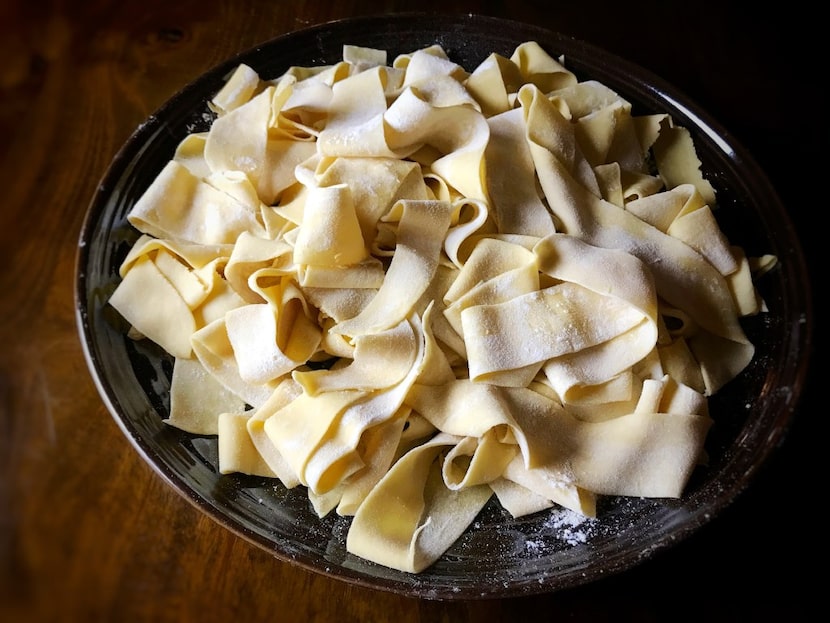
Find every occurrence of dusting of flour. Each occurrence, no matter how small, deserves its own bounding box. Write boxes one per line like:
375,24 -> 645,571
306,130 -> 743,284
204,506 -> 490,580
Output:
543,507 -> 594,545
524,507 -> 596,554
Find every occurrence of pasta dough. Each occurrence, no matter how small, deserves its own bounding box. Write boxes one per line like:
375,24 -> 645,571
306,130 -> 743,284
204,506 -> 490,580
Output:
108,41 -> 774,574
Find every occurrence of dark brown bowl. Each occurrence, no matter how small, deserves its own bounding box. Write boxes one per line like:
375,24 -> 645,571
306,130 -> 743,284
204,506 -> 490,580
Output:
75,13 -> 812,600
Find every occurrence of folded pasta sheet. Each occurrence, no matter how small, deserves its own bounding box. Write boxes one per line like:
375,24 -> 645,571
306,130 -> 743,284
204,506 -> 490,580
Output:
109,41 -> 774,573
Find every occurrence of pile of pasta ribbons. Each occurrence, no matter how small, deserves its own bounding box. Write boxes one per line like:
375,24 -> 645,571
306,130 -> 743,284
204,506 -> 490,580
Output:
109,42 -> 773,573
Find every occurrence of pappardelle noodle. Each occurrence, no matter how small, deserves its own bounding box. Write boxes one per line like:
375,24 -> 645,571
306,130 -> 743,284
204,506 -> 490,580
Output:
108,41 -> 775,573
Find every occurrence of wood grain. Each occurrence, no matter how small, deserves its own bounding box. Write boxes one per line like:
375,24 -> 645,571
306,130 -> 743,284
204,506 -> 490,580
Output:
1,1 -> 819,621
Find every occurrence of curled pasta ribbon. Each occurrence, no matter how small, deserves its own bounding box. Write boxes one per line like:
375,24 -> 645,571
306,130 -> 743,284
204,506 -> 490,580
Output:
442,238 -> 540,371
532,234 -> 658,400
293,311 -> 419,395
128,161 -> 267,245
626,183 -> 738,276
205,85 -> 276,201
189,317 -> 277,408
109,235 -> 239,358
408,375 -> 710,500
510,41 -> 577,92
347,432 -> 493,574
292,183 -> 368,267
224,299 -> 318,386
188,281 -> 319,408
265,311 -> 425,495
241,377 -> 304,487
224,232 -> 294,304
384,87 -> 491,201
331,199 -> 454,338
485,107 -> 557,237
311,156 -> 429,248
317,66 -> 402,159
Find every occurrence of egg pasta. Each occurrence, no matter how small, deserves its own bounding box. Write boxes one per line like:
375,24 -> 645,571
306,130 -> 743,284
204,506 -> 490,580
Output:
108,41 -> 773,573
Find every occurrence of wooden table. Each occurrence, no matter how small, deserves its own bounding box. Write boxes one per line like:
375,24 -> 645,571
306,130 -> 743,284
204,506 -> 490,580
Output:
1,1 -> 818,621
